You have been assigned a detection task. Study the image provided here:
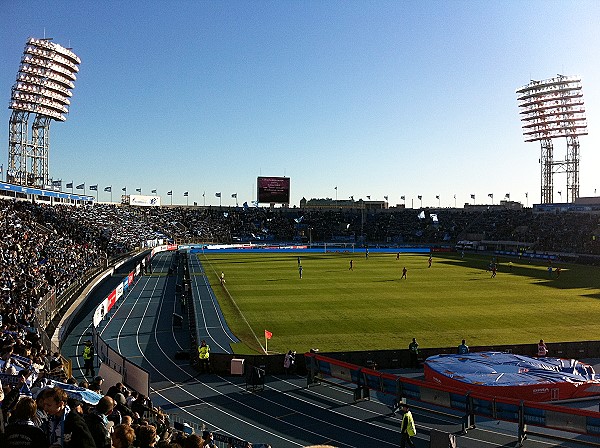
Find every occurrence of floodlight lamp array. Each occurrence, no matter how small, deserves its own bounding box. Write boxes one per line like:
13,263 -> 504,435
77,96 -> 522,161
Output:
516,75 -> 587,143
9,37 -> 80,121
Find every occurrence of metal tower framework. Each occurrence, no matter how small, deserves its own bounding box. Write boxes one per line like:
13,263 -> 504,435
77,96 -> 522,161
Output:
7,37 -> 80,188
539,138 -> 553,204
516,75 -> 587,204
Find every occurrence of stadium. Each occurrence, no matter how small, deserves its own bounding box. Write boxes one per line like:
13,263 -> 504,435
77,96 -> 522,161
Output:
3,16 -> 600,448
2,185 -> 600,447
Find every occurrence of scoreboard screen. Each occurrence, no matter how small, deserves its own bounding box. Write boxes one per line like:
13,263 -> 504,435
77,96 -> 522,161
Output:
257,177 -> 290,204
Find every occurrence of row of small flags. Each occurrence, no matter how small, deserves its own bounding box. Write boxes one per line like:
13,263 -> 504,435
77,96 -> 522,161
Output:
47,184 -> 465,203
412,194 -> 517,201
52,181 -> 86,189
51,182 -> 238,198
49,185 -> 520,202
364,195 -> 390,200
469,193 -> 516,200
43,182 -> 530,202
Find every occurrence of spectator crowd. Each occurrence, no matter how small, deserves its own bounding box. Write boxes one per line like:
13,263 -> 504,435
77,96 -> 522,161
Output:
2,378 -> 232,447
105,203 -> 600,256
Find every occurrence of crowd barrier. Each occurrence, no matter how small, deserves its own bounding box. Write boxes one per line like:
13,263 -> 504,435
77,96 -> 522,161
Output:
305,351 -> 600,447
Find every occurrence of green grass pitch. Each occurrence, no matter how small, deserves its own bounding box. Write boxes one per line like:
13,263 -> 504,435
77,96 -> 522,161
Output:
198,251 -> 600,354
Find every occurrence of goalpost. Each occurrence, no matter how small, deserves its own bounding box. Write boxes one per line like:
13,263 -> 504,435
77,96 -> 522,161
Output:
320,242 -> 355,253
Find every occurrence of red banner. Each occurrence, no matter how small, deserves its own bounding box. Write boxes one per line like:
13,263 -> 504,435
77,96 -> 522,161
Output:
107,290 -> 117,311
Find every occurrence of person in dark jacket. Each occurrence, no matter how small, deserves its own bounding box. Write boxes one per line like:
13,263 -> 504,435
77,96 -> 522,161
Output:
131,393 -> 151,418
113,393 -> 134,419
105,382 -> 125,399
88,376 -> 104,394
42,386 -> 96,448
4,396 -> 49,448
84,395 -> 115,448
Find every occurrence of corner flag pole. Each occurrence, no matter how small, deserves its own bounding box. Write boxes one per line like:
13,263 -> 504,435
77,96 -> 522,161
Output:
264,330 -> 272,354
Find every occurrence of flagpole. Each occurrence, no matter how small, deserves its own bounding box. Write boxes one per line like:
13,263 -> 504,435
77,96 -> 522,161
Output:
262,330 -> 274,354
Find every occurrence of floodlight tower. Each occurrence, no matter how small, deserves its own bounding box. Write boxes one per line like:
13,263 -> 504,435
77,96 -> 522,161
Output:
7,37 -> 80,187
516,75 -> 587,204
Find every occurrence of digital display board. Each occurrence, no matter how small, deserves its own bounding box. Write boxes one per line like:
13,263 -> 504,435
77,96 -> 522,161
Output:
257,177 -> 290,204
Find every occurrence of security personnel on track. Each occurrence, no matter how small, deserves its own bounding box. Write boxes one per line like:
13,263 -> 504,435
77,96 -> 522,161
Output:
83,340 -> 95,377
198,340 -> 210,373
400,404 -> 416,448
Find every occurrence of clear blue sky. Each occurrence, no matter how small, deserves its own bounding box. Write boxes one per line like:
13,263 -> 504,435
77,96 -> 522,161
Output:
2,1 -> 599,207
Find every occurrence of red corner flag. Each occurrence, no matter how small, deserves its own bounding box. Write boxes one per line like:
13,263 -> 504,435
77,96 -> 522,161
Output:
265,330 -> 273,340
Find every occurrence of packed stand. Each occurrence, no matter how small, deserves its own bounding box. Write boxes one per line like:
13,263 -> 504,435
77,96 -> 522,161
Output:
0,199 -> 166,390
0,199 -> 103,388
1,375 -> 257,447
134,205 -> 600,255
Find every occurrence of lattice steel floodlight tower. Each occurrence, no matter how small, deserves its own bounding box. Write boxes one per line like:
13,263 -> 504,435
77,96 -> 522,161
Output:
7,37 -> 80,187
516,75 -> 587,204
